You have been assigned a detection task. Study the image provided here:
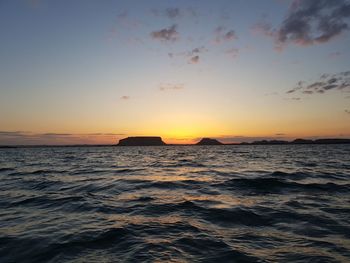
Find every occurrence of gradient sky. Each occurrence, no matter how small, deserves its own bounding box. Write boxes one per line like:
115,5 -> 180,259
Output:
0,0 -> 350,145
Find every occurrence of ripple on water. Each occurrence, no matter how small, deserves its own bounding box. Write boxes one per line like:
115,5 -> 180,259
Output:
0,145 -> 349,262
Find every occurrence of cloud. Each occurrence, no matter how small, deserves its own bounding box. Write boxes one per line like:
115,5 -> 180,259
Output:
224,30 -> 237,41
168,46 -> 206,61
159,83 -> 184,91
189,47 -> 206,55
120,96 -> 130,100
167,46 -> 206,64
0,131 -> 29,137
151,24 -> 179,42
346,109 -> 350,114
287,71 -> 350,95
0,131 -> 125,145
86,133 -> 125,136
189,55 -> 199,64
255,0 -> 350,49
42,133 -> 73,136
188,47 -> 206,63
214,26 -> 238,44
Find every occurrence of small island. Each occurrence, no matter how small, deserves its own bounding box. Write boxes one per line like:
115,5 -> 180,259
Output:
196,138 -> 223,145
117,136 -> 166,146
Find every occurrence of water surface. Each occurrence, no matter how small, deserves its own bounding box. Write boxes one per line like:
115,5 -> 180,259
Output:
0,145 -> 349,262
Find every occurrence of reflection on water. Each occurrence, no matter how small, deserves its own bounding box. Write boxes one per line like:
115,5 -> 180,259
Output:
0,145 -> 350,262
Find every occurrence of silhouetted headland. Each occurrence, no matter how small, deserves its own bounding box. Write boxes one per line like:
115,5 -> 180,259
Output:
117,136 -> 166,146
239,138 -> 350,145
196,138 -> 223,145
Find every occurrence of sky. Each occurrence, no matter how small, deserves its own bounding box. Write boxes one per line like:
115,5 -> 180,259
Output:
0,0 -> 350,145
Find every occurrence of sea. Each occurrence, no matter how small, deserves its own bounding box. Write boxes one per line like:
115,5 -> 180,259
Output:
0,145 -> 349,262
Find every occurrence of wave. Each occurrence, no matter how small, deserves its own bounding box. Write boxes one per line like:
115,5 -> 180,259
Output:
220,177 -> 350,193
1,145 -> 350,262
8,169 -> 66,176
0,168 -> 14,172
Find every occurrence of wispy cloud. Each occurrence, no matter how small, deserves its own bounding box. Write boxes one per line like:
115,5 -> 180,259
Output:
189,47 -> 206,56
214,26 -> 238,44
42,133 -> 74,136
159,83 -> 184,91
0,131 -> 126,145
120,96 -> 130,100
346,109 -> 350,114
168,46 -> 206,64
151,24 -> 179,42
287,71 -> 350,95
187,47 -> 204,64
0,131 -> 29,137
189,55 -> 199,64
254,0 -> 350,49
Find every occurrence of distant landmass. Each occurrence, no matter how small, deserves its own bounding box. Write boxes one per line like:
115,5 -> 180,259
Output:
117,136 -> 166,146
196,138 -> 223,145
1,137 -> 350,148
115,136 -> 350,146
239,138 -> 350,145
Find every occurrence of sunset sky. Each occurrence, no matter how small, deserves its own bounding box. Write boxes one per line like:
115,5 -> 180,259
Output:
1,0 -> 350,145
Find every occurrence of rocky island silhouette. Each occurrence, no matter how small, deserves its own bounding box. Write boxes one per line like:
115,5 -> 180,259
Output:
116,137 -> 350,146
117,136 -> 166,146
196,138 -> 223,145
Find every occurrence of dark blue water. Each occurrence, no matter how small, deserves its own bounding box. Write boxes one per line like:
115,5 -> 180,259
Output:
0,145 -> 350,262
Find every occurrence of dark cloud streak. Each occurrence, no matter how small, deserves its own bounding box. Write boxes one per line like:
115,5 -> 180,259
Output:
159,83 -> 184,91
287,71 -> 350,95
0,131 -> 125,145
214,26 -> 238,44
189,55 -> 199,64
151,24 -> 179,42
255,0 -> 350,49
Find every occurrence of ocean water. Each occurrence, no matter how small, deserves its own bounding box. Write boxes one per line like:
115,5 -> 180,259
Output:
0,145 -> 349,263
